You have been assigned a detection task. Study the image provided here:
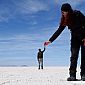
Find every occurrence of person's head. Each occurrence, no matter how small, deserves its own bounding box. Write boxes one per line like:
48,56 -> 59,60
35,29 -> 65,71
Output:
61,3 -> 73,17
38,49 -> 41,52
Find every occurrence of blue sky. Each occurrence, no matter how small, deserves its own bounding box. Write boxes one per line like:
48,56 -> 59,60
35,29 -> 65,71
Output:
0,0 -> 85,66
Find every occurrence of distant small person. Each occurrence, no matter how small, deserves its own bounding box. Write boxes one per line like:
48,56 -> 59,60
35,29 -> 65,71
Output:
37,47 -> 46,69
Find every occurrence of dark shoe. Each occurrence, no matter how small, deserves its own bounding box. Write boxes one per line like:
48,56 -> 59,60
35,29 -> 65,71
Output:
81,75 -> 85,81
41,66 -> 43,69
38,67 -> 40,70
67,76 -> 76,81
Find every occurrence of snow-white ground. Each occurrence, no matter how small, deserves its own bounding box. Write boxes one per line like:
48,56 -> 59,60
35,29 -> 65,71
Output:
0,67 -> 85,85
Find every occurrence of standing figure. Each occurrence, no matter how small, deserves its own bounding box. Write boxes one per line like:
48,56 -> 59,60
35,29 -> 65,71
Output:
44,3 -> 85,81
37,47 -> 45,69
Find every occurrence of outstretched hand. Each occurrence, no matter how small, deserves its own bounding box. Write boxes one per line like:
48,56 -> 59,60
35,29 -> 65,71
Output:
44,41 -> 51,46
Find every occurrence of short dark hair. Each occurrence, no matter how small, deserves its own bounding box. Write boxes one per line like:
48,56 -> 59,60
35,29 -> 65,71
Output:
38,49 -> 41,51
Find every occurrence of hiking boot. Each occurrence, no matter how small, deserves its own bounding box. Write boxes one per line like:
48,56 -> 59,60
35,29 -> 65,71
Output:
81,75 -> 85,81
67,76 -> 76,81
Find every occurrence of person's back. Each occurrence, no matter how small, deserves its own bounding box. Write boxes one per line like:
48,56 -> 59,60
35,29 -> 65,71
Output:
67,10 -> 85,39
37,47 -> 45,69
37,50 -> 43,59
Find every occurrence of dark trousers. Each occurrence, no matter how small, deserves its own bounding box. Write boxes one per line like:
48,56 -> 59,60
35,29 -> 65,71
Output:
70,37 -> 85,77
38,58 -> 43,69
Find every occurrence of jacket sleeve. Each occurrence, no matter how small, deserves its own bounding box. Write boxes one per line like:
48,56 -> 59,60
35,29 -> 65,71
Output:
42,47 -> 45,53
49,25 -> 66,43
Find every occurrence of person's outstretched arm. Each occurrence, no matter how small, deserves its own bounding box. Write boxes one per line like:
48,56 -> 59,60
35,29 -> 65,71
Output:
42,47 -> 46,52
44,25 -> 66,46
49,26 -> 65,43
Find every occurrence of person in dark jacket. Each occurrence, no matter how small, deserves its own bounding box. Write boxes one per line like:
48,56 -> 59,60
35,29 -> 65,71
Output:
44,3 -> 85,81
37,47 -> 46,69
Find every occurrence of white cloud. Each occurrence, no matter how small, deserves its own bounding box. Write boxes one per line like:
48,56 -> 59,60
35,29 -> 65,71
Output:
0,32 -> 47,52
0,0 -> 49,22
13,0 -> 49,14
0,6 -> 14,22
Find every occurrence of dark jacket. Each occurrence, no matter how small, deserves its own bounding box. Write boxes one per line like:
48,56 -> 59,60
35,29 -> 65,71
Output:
49,10 -> 85,43
37,47 -> 45,59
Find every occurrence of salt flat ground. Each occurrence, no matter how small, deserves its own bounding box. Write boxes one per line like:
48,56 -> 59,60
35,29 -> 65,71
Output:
0,67 -> 85,85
